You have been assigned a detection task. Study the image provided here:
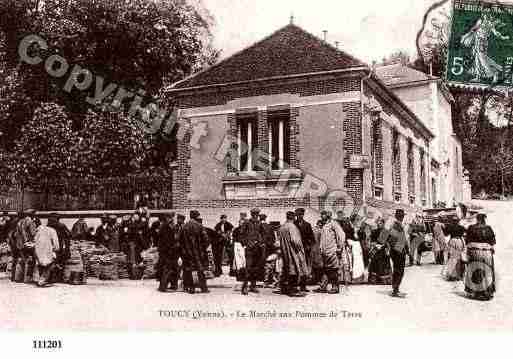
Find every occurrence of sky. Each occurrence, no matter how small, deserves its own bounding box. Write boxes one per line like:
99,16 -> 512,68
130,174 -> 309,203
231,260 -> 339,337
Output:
202,0 -> 443,64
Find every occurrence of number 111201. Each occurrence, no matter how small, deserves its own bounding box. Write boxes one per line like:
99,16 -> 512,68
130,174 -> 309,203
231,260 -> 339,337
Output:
33,340 -> 62,349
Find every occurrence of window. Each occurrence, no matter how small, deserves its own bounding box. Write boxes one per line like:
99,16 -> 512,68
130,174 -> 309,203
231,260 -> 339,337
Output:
371,117 -> 383,185
392,129 -> 401,195
374,187 -> 383,200
432,178 -> 437,206
237,115 -> 258,172
420,148 -> 426,199
268,109 -> 291,170
407,140 -> 415,199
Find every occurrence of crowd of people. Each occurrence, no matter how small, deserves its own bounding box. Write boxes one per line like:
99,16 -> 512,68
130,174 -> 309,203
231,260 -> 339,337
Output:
0,202 -> 497,300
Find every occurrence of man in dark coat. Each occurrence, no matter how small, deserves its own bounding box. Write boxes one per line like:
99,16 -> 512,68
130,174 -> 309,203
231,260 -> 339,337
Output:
158,213 -> 179,292
179,210 -> 210,294
0,211 -> 9,243
119,215 -> 131,256
294,208 -> 315,291
239,208 -> 266,295
95,214 -> 110,247
387,209 -> 408,297
213,214 -> 233,277
47,213 -> 72,283
278,211 -> 309,297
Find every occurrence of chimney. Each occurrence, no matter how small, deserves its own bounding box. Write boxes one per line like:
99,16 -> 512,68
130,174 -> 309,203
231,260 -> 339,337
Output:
322,30 -> 328,42
335,41 -> 339,49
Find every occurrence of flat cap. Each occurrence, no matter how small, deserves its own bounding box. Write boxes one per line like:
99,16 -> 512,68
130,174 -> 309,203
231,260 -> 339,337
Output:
250,208 -> 260,214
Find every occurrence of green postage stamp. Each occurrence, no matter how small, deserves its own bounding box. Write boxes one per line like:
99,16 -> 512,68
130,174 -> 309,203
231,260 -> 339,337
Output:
446,0 -> 513,88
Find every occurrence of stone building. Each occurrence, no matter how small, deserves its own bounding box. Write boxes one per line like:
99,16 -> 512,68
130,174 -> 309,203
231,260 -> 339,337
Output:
166,24 -> 434,225
376,63 -> 471,207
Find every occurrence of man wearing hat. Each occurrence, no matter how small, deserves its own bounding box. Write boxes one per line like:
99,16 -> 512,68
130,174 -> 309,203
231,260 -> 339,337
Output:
214,214 -> 234,277
0,211 -> 9,244
386,209 -> 408,297
277,211 -> 309,297
179,210 -> 210,294
315,210 -> 346,294
47,213 -> 72,283
107,215 -> 120,252
11,209 -> 37,281
95,213 -> 110,247
158,212 -> 180,292
294,208 -> 315,291
238,208 -> 266,295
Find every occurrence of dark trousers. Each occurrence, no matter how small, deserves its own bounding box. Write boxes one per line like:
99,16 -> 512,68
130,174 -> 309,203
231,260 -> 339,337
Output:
212,241 -> 225,276
38,264 -> 54,286
159,259 -> 179,291
434,251 -> 445,265
182,269 -> 207,292
390,249 -> 406,292
10,250 -> 21,282
319,268 -> 338,289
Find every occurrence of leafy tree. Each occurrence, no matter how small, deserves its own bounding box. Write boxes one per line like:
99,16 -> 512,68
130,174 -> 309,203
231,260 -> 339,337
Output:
0,0 -> 219,179
11,102 -> 77,183
72,108 -> 151,179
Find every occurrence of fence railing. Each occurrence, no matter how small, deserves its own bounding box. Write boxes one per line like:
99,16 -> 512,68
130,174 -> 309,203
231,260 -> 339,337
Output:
0,176 -> 173,211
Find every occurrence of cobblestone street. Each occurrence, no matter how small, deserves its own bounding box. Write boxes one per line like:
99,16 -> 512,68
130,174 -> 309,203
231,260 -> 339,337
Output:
2,200 -> 511,332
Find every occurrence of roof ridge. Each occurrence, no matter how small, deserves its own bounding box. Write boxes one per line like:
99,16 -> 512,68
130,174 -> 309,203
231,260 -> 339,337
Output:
171,23 -> 368,90
171,24 -> 299,89
290,24 -> 367,68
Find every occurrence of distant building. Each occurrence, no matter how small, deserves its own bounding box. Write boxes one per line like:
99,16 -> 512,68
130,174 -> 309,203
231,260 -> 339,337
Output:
166,24 -> 434,224
376,63 -> 471,206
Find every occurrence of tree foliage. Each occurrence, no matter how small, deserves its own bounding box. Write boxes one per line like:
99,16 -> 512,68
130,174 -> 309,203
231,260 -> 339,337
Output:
11,102 -> 76,183
0,0 -> 219,182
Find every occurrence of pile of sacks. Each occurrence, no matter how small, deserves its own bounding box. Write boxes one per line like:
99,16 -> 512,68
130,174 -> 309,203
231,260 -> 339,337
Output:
112,253 -> 129,279
63,249 -> 86,285
141,247 -> 159,279
74,241 -> 110,278
98,254 -> 119,281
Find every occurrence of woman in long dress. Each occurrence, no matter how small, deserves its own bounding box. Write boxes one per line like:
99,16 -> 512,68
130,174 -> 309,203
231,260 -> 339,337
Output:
441,204 -> 467,281
367,218 -> 392,285
464,213 -> 496,301
348,216 -> 365,284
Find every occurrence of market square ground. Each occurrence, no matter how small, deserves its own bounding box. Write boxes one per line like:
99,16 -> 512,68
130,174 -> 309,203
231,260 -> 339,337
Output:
1,200 -> 511,332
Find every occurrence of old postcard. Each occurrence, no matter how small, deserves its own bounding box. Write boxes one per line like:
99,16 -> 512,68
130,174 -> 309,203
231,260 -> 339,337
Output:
1,0 -> 512,348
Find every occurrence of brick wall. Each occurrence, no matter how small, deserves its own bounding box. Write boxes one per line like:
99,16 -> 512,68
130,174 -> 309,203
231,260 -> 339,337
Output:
342,102 -> 363,203
172,77 -> 362,209
174,77 -> 361,109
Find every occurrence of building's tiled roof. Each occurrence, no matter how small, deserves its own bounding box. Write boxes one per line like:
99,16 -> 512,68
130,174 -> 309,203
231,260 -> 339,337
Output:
172,24 -> 367,89
376,63 -> 437,87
